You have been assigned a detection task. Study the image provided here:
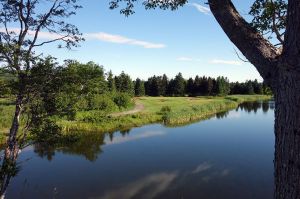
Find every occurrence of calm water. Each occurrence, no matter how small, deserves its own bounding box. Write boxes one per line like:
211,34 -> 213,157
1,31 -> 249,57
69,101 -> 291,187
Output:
7,101 -> 275,199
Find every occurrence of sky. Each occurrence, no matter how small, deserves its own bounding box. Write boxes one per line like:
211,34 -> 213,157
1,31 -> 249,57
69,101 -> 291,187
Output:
33,0 -> 263,82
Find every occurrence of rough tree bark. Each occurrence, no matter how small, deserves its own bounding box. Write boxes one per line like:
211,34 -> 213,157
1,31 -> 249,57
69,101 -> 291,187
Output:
208,0 -> 300,198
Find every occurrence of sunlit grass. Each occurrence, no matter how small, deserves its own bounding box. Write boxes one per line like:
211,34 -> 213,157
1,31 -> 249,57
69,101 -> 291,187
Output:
60,95 -> 272,132
0,95 -> 272,143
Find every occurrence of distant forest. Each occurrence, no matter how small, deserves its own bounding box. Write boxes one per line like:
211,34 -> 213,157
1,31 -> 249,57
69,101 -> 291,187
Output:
0,60 -> 272,99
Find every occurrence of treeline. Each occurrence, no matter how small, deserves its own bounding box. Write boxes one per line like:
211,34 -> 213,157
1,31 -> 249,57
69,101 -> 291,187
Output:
0,61 -> 272,101
0,61 -> 134,124
0,60 -> 272,134
134,73 -> 272,97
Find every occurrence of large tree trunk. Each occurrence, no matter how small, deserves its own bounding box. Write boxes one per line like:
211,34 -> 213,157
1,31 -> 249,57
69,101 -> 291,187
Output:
207,0 -> 300,198
274,69 -> 300,199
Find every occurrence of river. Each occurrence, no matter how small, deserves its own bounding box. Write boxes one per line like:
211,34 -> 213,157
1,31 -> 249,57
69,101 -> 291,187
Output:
5,101 -> 275,199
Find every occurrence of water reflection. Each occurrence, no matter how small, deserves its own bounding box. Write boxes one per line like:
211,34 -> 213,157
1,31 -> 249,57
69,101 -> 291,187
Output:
105,131 -> 165,146
191,162 -> 212,174
33,133 -> 106,162
237,101 -> 275,113
0,158 -> 20,197
99,172 -> 178,199
0,100 -> 275,199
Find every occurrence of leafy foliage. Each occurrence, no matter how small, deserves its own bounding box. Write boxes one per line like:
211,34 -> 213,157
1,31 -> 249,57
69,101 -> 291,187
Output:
0,0 -> 84,72
109,0 -> 188,16
249,0 -> 287,45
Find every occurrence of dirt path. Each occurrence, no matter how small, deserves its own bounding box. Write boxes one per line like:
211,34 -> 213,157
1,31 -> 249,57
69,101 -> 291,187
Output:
110,101 -> 145,117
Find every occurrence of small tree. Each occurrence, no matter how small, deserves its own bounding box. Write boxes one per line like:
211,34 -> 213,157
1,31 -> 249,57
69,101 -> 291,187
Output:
186,77 -> 194,96
115,71 -> 134,95
173,72 -> 185,96
0,0 -> 83,162
107,70 -> 116,92
134,78 -> 145,96
160,74 -> 168,96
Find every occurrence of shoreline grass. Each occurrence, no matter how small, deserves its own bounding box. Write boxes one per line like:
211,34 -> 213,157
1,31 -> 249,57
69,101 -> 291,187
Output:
59,95 -> 272,134
0,95 -> 272,143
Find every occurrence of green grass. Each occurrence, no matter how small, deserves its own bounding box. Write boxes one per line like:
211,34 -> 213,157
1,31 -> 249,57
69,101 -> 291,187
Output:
0,95 -> 272,143
60,95 -> 272,133
0,98 -> 15,142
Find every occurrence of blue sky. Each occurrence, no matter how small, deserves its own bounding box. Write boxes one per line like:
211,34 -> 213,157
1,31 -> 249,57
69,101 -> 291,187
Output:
36,0 -> 262,82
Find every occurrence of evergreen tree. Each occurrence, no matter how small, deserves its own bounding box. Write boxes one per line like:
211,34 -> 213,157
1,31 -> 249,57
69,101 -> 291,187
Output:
193,75 -> 201,96
107,70 -> 116,92
215,76 -> 230,96
160,74 -> 169,96
115,71 -> 134,95
134,78 -> 145,96
207,77 -> 214,96
245,80 -> 255,95
186,78 -> 194,96
173,73 -> 186,96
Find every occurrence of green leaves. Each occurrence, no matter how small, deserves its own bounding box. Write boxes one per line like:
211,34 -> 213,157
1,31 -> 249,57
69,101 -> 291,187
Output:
109,0 -> 188,16
249,0 -> 287,45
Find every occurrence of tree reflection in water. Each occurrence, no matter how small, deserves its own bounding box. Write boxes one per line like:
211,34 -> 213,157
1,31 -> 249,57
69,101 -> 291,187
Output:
237,101 -> 274,114
0,100 -> 275,198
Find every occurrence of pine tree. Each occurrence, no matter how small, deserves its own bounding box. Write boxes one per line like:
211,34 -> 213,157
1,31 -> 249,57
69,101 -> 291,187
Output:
134,78 -> 145,96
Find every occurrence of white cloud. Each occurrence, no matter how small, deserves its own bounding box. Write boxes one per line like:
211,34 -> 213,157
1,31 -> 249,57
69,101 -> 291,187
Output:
191,3 -> 211,15
210,59 -> 243,66
176,57 -> 193,61
176,57 -> 201,62
0,28 -> 73,40
86,32 -> 166,49
0,28 -> 166,49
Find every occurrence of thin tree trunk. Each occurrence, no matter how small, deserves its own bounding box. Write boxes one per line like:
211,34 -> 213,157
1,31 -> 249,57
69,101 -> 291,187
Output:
4,94 -> 23,161
274,70 -> 300,199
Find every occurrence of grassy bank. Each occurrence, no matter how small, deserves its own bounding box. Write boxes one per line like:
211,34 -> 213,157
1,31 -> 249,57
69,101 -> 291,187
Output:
0,95 -> 272,143
0,98 -> 15,142
59,95 -> 272,134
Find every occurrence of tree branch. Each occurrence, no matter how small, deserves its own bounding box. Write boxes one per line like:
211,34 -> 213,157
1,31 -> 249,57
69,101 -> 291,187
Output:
33,35 -> 70,47
270,0 -> 284,45
25,0 -> 58,71
208,0 -> 280,85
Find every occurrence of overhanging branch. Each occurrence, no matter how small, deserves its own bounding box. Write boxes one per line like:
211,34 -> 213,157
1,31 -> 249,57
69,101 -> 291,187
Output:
208,0 -> 280,83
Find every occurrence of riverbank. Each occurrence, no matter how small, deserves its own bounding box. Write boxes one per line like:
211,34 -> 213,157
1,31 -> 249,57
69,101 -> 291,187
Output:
0,95 -> 272,144
59,95 -> 272,134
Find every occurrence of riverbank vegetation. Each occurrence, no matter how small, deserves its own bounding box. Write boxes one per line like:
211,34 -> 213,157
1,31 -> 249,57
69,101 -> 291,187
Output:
0,60 -> 272,145
59,95 -> 271,133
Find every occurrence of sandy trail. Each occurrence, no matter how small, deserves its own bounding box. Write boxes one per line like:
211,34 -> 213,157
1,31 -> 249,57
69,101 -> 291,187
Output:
110,101 -> 144,117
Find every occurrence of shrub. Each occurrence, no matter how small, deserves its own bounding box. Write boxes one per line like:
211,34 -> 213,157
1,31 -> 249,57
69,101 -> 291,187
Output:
160,106 -> 172,113
31,119 -> 62,143
113,93 -> 132,108
89,94 -> 118,112
75,97 -> 89,111
75,111 -> 107,123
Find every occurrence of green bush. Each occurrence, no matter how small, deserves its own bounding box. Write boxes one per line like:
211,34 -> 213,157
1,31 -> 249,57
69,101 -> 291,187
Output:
89,94 -> 118,112
75,97 -> 89,111
113,93 -> 131,108
31,119 -> 63,143
75,111 -> 108,123
160,105 -> 172,113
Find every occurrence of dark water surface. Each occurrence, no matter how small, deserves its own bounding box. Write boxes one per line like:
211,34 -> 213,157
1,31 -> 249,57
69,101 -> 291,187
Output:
7,101 -> 275,199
